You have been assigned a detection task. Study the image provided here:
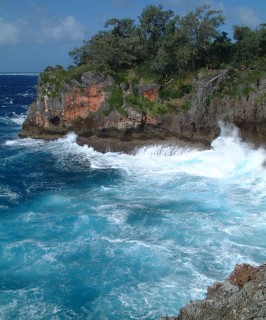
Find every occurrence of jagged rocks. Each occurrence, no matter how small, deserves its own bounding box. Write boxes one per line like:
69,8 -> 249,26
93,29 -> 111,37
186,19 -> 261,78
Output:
162,263 -> 266,320
20,71 -> 114,138
20,70 -> 266,151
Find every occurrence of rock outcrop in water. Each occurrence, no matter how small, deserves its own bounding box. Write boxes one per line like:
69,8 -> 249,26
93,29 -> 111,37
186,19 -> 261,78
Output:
162,263 -> 266,320
20,68 -> 266,152
21,71 -> 113,138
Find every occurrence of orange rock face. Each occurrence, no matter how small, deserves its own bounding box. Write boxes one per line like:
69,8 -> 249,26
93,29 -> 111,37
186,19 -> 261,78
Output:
145,114 -> 157,125
228,263 -> 260,288
143,88 -> 158,102
64,85 -> 105,121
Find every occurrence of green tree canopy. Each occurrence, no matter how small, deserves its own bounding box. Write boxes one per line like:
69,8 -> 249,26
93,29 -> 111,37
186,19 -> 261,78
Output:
68,4 -> 265,79
174,5 -> 225,70
138,4 -> 174,57
233,25 -> 260,62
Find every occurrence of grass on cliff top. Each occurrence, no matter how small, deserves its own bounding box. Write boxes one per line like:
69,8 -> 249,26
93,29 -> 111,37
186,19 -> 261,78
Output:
215,62 -> 266,100
37,64 -> 203,116
38,64 -> 94,97
38,56 -> 266,113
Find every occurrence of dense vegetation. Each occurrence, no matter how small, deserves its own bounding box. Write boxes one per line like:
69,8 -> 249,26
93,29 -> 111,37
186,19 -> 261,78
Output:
41,5 -> 266,116
69,4 -> 266,78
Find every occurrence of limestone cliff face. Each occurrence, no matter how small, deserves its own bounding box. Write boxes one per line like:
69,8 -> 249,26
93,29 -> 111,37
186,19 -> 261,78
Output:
20,70 -> 266,151
21,72 -> 113,138
177,77 -> 266,146
20,71 -> 168,150
153,72 -> 266,146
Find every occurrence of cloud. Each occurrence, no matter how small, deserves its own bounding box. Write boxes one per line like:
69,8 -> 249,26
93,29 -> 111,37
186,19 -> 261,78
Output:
0,15 -> 85,46
236,6 -> 261,27
41,16 -> 85,42
0,18 -> 25,45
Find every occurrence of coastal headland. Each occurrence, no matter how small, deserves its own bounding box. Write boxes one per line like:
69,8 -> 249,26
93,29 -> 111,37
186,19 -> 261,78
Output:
19,4 -> 266,318
20,67 -> 266,152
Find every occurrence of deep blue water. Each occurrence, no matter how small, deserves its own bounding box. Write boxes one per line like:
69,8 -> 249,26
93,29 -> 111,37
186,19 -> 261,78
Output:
0,74 -> 266,319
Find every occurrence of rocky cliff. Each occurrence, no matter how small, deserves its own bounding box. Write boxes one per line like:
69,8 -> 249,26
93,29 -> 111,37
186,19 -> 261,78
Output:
20,68 -> 266,152
162,263 -> 266,320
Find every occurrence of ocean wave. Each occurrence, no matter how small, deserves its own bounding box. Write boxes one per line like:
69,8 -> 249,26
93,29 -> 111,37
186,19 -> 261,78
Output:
6,125 -> 265,194
0,113 -> 26,127
5,137 -> 45,147
2,97 -> 14,104
10,113 -> 27,125
0,73 -> 39,76
17,92 -> 34,98
0,186 -> 20,202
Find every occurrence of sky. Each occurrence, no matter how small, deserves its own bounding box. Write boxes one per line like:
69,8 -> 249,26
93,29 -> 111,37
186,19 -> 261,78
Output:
0,0 -> 265,72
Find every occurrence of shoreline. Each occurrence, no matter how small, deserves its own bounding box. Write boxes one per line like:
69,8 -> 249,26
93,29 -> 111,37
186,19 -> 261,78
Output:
18,132 -> 211,153
76,135 -> 210,153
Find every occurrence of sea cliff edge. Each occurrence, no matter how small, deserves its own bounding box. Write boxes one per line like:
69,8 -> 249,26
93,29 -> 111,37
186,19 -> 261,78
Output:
20,68 -> 266,152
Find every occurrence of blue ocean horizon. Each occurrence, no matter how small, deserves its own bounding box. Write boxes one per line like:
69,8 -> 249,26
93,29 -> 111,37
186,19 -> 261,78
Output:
0,74 -> 265,319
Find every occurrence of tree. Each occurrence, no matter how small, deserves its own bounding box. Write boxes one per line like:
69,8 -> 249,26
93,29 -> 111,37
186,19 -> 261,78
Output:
174,5 -> 225,70
233,25 -> 260,62
69,43 -> 88,66
69,21 -> 144,73
207,31 -> 233,67
139,4 -> 174,57
258,24 -> 266,56
68,4 -> 264,79
105,18 -> 135,37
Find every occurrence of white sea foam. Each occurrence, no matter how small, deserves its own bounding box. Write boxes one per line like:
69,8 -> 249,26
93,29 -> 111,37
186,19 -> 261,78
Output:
10,113 -> 27,125
5,137 -> 45,147
0,114 -> 26,126
81,124 -> 266,188
57,132 -> 78,144
5,125 -> 265,200
0,73 -> 39,76
3,97 -> 14,104
0,186 -> 20,201
26,126 -> 263,205
17,92 -> 33,98
2,122 -> 265,319
5,140 -> 18,146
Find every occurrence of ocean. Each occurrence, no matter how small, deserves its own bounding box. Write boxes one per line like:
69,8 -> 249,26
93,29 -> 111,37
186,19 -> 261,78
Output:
0,74 -> 265,320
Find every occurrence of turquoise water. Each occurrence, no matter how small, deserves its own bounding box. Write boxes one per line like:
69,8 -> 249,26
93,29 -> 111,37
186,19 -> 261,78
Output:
0,75 -> 266,319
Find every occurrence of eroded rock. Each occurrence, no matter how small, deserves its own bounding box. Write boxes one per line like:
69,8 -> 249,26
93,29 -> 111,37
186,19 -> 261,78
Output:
20,70 -> 266,151
162,263 -> 266,320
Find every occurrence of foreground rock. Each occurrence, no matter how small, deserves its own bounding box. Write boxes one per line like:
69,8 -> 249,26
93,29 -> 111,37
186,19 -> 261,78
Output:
20,69 -> 266,152
162,263 -> 266,320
